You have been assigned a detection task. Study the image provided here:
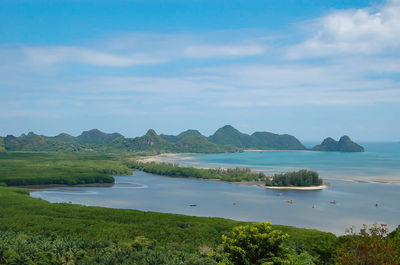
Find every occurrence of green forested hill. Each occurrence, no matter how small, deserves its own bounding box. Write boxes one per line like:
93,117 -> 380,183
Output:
76,129 -> 123,145
311,136 -> 364,152
4,134 -> 81,152
251,131 -> 306,150
1,128 -> 239,153
172,136 -> 238,153
1,126 -> 363,153
209,125 -> 306,150
160,129 -> 203,142
209,125 -> 256,148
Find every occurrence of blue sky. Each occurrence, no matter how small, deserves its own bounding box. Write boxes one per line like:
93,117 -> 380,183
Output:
1,0 -> 399,141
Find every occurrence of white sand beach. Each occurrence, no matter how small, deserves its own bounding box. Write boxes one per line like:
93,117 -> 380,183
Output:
258,184 -> 329,190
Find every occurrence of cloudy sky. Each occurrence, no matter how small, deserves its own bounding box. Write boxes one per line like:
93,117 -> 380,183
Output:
1,0 -> 399,141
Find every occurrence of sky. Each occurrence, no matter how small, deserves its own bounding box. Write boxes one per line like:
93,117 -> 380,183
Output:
0,0 -> 399,141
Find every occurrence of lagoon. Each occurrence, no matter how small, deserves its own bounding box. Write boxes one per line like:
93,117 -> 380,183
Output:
31,142 -> 400,234
31,171 -> 400,235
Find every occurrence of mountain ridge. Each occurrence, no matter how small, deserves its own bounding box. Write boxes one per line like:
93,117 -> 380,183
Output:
0,126 -> 363,153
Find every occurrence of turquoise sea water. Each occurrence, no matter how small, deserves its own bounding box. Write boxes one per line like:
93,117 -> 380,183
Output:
166,142 -> 400,182
30,142 -> 400,234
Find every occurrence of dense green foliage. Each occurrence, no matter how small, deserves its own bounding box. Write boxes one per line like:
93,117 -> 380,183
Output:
0,231 -> 216,265
209,125 -> 306,150
0,187 -> 338,264
2,126 -> 364,153
221,221 -> 290,264
311,136 -> 364,152
0,152 -> 131,185
131,161 -> 267,182
335,224 -> 400,265
4,134 -> 82,152
265,170 -> 323,187
2,128 -> 239,153
0,137 -> 5,152
160,129 -> 203,142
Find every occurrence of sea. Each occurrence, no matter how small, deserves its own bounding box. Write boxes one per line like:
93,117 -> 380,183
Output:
30,142 -> 400,234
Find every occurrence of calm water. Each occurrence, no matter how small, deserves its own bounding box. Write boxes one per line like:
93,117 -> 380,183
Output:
31,142 -> 400,234
163,142 -> 400,182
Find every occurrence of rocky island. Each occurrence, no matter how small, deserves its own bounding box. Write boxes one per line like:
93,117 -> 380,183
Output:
311,136 -> 364,152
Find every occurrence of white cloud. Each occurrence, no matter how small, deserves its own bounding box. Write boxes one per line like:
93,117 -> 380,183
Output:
287,0 -> 400,58
23,46 -> 163,67
183,44 -> 266,58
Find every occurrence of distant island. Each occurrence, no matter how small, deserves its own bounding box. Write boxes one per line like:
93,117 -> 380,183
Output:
263,170 -> 327,190
0,125 -> 364,153
311,136 -> 364,152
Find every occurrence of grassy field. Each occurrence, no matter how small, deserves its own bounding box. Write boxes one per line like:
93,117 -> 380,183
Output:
0,152 -> 132,185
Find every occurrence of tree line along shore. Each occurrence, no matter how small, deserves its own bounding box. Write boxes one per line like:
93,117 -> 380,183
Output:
0,152 -> 324,188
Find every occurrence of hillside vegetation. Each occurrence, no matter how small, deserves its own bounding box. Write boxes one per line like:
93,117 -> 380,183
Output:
311,136 -> 364,152
208,125 -> 306,150
1,126 -> 364,153
0,125 -> 312,153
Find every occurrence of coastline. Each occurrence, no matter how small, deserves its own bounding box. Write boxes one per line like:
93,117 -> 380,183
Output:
21,182 -> 115,191
138,153 -> 400,185
258,183 -> 329,190
243,149 -> 306,152
137,153 -> 194,163
136,154 -> 330,190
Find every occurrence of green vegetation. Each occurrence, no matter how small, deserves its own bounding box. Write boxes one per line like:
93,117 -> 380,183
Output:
160,129 -> 203,142
2,128 -> 239,153
0,187 -> 338,264
220,221 -> 291,264
209,125 -> 306,150
265,170 -> 323,187
0,152 -> 131,186
2,126 -> 364,154
334,224 -> 400,265
0,231 -> 216,265
131,161 -> 267,182
311,136 -> 364,152
0,151 -> 398,264
0,137 -> 5,152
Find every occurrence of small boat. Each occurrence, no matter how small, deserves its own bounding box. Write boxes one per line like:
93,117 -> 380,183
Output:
287,200 -> 293,204
232,203 -> 236,205
189,204 -> 197,207
330,200 -> 336,205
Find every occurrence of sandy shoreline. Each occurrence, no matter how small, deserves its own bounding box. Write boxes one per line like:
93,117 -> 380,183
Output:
138,153 -> 193,163
136,153 -> 332,190
258,184 -> 329,190
137,153 -> 400,185
243,149 -> 306,152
